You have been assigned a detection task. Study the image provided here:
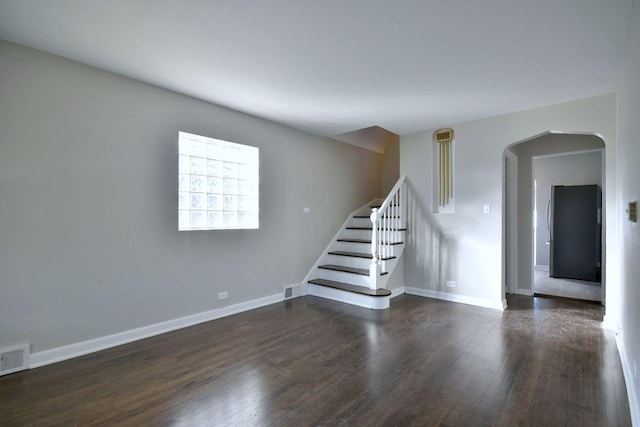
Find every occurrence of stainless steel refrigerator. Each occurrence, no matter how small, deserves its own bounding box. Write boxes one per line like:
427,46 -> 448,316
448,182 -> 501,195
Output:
549,185 -> 602,281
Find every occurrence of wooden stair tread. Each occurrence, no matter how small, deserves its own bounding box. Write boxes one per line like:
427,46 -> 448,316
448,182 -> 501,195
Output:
329,251 -> 372,259
319,264 -> 389,276
337,238 -> 404,245
328,251 -> 396,261
354,215 -> 400,218
337,238 -> 371,244
308,279 -> 392,297
346,226 -> 407,231
353,215 -> 370,218
319,264 -> 369,275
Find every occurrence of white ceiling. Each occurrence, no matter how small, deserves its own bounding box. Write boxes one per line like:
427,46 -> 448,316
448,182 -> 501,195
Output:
0,0 -> 632,138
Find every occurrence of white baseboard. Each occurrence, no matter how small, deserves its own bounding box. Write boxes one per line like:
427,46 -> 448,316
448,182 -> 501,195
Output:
390,287 -> 406,298
30,293 -> 283,369
614,331 -> 640,427
534,265 -> 549,272
404,287 -> 505,311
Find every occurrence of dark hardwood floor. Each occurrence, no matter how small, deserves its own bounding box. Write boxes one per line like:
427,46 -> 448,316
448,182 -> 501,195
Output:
0,294 -> 631,426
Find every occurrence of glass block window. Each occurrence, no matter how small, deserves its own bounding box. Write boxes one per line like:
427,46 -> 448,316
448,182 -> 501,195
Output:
178,132 -> 259,230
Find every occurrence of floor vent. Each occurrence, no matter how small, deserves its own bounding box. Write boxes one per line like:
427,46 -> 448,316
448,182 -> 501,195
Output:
0,344 -> 30,376
284,284 -> 304,300
284,286 -> 293,299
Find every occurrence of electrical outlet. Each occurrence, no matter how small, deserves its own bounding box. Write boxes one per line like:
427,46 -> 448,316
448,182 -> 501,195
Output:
218,291 -> 228,300
303,207 -> 310,213
446,281 -> 456,288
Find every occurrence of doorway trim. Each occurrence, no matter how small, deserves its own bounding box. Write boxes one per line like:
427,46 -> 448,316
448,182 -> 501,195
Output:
503,131 -> 607,303
503,150 -> 518,295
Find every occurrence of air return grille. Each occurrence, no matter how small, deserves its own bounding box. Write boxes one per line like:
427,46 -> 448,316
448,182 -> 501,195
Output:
284,284 -> 303,300
0,344 -> 29,376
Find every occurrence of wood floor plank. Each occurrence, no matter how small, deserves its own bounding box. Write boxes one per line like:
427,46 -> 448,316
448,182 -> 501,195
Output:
0,294 -> 632,426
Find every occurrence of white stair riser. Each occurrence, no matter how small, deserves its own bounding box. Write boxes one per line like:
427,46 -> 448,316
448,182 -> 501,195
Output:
349,217 -> 373,228
342,229 -> 373,240
334,242 -> 403,257
308,284 -> 390,310
327,255 -> 371,269
336,242 -> 372,253
341,229 -> 406,242
318,269 -> 372,287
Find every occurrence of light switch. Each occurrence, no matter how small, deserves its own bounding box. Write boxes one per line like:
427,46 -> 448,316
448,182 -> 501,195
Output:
628,201 -> 638,222
483,204 -> 490,214
303,207 -> 310,213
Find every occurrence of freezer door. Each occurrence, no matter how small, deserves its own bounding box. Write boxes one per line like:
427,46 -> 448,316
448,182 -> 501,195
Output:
549,185 -> 601,281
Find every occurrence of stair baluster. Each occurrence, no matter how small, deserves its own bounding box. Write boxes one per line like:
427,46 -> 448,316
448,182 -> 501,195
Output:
370,175 -> 407,286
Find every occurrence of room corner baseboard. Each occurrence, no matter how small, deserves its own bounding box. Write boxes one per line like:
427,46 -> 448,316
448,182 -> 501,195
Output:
390,287 -> 406,298
404,287 -> 505,311
614,331 -> 640,427
30,293 -> 283,369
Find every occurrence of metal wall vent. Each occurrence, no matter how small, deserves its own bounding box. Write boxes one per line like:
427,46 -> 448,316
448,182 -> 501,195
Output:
0,344 -> 30,376
434,128 -> 454,143
284,284 -> 303,300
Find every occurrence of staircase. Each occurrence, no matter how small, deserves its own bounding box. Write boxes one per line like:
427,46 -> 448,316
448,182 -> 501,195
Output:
305,175 -> 407,309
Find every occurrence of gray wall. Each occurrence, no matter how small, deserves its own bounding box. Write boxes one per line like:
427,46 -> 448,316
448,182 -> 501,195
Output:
400,94 -> 616,310
617,0 -> 640,419
0,40 -> 382,353
533,150 -> 602,267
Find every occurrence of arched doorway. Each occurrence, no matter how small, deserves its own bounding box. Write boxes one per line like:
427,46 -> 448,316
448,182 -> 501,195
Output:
503,132 -> 606,303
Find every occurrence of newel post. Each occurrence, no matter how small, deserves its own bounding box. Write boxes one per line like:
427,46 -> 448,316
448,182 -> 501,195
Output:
369,208 -> 381,289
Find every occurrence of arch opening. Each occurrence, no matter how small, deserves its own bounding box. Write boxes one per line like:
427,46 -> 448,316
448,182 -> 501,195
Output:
502,132 -> 606,304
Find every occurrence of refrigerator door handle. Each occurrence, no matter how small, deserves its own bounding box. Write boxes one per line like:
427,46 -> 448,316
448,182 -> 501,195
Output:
546,199 -> 552,242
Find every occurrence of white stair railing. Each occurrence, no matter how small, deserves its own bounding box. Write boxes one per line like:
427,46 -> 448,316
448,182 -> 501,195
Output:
369,174 -> 407,288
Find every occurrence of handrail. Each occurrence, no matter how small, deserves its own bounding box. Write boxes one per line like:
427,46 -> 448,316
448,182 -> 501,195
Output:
370,174 -> 407,285
375,174 -> 407,215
